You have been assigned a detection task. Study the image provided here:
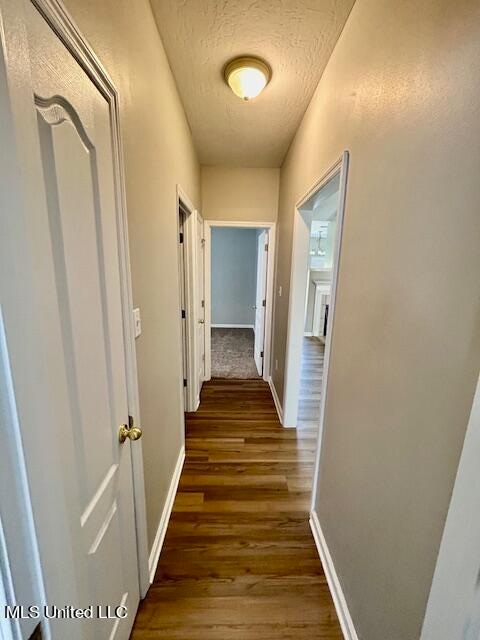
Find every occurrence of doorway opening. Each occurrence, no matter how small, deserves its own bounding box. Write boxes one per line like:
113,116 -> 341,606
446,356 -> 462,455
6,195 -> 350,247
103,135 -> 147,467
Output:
282,152 -> 349,503
204,221 -> 276,381
297,174 -> 340,432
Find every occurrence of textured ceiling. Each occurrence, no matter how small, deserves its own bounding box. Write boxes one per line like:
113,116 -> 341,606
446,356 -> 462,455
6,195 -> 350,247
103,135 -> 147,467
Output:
149,0 -> 355,167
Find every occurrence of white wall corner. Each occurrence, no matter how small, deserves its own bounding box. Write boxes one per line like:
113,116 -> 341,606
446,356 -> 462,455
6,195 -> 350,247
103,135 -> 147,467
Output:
148,446 -> 185,584
309,511 -> 359,640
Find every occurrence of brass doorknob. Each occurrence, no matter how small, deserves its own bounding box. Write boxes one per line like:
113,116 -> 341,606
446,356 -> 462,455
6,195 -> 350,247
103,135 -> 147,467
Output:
198,319 -> 205,324
118,424 -> 143,444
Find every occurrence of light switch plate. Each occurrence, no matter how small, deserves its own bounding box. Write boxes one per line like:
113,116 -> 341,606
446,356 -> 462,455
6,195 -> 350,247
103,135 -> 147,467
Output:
133,308 -> 141,338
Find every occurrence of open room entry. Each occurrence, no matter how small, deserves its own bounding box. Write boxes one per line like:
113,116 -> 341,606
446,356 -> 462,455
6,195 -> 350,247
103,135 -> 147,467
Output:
204,221 -> 276,381
283,152 -> 349,500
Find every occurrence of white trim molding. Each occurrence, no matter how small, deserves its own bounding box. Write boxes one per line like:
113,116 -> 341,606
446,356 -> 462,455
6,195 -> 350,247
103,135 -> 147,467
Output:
281,152 -> 350,508
310,511 -> 359,640
268,376 -> 296,428
148,446 -> 185,584
211,324 -> 254,329
268,377 -> 284,425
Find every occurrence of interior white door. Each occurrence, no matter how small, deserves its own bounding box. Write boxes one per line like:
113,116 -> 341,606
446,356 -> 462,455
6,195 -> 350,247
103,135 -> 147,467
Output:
196,212 -> 206,401
421,373 -> 480,640
0,2 -> 139,638
178,207 -> 188,408
254,230 -> 269,376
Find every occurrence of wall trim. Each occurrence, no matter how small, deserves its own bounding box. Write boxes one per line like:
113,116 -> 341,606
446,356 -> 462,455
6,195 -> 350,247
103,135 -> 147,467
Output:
304,331 -> 313,337
268,377 -> 284,426
211,323 -> 254,329
148,446 -> 185,584
268,377 -> 296,429
310,510 -> 359,640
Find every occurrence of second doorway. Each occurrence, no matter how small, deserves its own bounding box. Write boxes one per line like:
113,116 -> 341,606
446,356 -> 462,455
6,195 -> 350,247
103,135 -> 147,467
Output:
204,222 -> 275,381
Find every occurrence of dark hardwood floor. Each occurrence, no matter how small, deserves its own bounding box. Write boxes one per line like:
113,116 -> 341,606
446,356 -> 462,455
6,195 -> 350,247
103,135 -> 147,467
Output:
130,375 -> 341,639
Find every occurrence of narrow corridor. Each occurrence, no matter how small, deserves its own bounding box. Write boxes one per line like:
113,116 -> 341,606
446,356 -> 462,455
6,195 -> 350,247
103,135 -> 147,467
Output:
298,337 -> 325,429
131,380 -> 341,639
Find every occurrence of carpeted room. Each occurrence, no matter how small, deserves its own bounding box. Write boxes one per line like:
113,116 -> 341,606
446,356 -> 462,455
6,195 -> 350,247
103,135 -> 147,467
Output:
210,226 -> 267,379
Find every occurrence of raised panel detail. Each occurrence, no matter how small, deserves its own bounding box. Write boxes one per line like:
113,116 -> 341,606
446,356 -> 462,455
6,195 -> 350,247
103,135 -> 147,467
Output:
35,96 -> 116,508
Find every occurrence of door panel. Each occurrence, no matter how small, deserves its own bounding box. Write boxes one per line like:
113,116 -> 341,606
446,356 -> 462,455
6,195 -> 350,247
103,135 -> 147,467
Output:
196,212 -> 205,399
178,208 -> 188,407
254,231 -> 268,376
36,101 -> 114,501
0,2 -> 140,638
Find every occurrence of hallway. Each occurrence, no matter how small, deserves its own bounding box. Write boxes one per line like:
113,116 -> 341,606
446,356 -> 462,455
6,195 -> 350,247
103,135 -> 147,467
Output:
298,337 -> 325,429
3,2 -> 480,639
131,380 -> 342,639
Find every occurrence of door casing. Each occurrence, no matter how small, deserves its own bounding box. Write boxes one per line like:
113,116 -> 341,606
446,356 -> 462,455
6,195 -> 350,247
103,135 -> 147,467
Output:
254,229 -> 269,376
176,185 -> 204,412
0,2 -> 150,633
282,152 -> 349,512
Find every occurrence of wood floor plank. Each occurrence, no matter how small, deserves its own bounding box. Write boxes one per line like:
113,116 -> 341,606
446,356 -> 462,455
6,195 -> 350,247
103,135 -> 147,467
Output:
130,341 -> 341,639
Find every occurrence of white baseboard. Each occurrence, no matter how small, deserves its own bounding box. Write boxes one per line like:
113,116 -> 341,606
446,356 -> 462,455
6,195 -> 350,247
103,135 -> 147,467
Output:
268,376 -> 283,424
148,446 -> 185,583
268,377 -> 296,429
310,511 -> 359,640
211,324 -> 254,329
304,331 -> 313,337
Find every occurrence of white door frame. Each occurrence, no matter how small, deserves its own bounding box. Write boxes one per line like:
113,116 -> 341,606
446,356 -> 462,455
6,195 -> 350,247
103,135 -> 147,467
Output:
204,220 -> 276,383
420,371 -> 480,639
176,185 -> 203,412
0,544 -> 16,640
282,152 -> 349,505
0,0 -> 150,604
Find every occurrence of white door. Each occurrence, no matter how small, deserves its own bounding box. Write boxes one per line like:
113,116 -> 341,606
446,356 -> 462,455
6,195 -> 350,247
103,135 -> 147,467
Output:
0,2 -> 139,639
178,208 -> 188,407
254,230 -> 269,376
421,373 -> 480,640
196,212 -> 206,400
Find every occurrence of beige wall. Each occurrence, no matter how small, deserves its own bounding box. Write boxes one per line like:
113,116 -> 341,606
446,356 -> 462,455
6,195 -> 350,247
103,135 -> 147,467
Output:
202,166 -> 279,222
63,0 -> 200,550
272,0 -> 480,638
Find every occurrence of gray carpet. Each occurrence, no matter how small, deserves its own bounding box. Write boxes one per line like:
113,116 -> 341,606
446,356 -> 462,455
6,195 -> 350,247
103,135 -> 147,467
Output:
211,328 -> 260,379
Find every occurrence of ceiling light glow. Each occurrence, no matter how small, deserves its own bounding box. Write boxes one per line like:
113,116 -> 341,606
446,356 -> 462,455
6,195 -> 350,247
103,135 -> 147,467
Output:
224,57 -> 271,101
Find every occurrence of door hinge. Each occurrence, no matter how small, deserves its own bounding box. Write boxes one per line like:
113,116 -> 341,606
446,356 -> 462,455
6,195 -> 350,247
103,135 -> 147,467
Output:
201,238 -> 205,247
183,378 -> 187,388
265,244 -> 268,251
260,351 -> 264,358
262,299 -> 266,307
201,299 -> 205,308
181,309 -> 186,319
179,232 -> 184,244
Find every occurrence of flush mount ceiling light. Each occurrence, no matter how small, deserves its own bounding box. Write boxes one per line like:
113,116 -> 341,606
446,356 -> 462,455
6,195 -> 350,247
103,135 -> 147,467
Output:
223,56 -> 271,101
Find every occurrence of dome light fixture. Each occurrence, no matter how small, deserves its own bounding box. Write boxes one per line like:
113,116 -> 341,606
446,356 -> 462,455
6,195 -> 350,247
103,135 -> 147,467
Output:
223,56 -> 271,101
